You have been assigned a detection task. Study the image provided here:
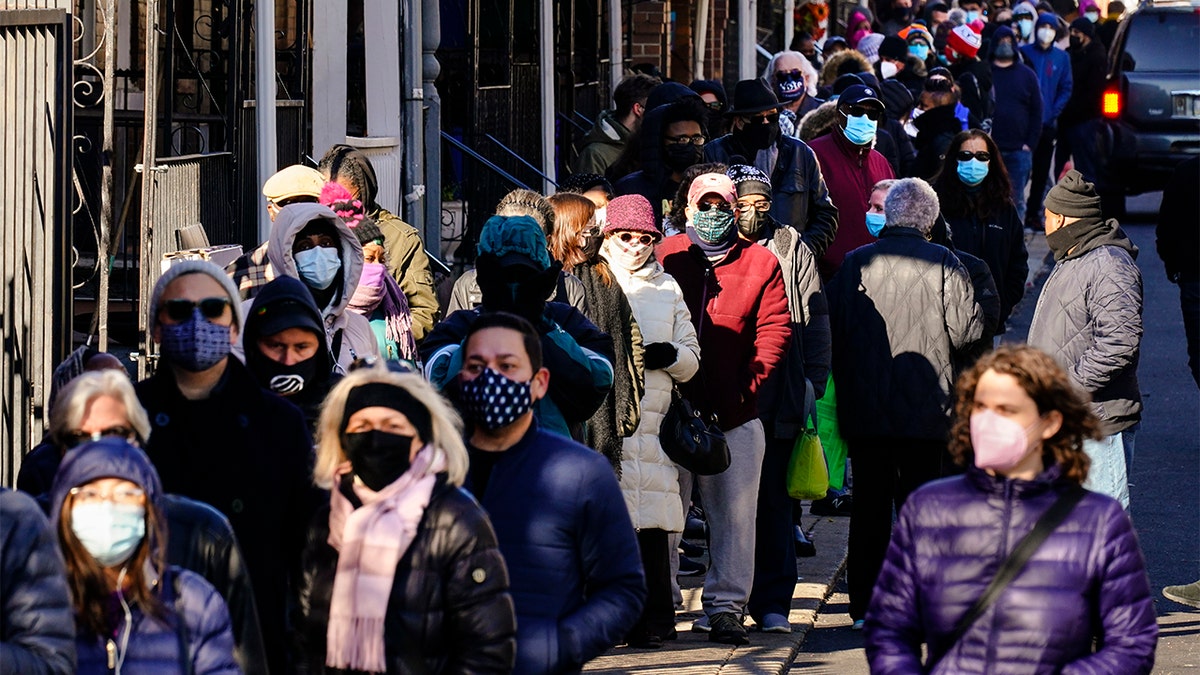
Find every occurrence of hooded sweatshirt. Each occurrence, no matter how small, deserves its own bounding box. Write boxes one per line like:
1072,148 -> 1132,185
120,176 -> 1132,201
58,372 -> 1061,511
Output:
1020,14 -> 1074,125
990,25 -> 1044,152
250,202 -> 380,373
575,109 -> 633,176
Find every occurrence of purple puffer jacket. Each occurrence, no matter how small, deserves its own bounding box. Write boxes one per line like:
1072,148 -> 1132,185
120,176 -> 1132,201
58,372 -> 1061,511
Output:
865,464 -> 1157,674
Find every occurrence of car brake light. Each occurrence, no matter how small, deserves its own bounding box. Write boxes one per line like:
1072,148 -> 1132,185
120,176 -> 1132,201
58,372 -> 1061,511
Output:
1103,88 -> 1121,119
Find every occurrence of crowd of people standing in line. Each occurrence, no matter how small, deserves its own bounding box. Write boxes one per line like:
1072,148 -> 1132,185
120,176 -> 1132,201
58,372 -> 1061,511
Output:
3,0 -> 1192,671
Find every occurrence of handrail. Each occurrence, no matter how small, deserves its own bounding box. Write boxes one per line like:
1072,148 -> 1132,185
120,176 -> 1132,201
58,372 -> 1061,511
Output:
483,133 -> 557,188
573,110 -> 595,128
440,132 -> 530,190
558,111 -> 588,133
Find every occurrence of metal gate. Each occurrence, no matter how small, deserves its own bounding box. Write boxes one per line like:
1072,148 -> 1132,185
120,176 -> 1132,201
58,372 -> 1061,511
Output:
1,5 -> 74,486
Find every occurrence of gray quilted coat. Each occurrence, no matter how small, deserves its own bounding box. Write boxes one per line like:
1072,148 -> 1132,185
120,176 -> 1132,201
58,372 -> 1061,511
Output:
1028,222 -> 1142,433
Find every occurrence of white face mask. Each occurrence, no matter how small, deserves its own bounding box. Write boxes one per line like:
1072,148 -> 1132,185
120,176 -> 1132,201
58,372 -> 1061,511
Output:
602,235 -> 654,272
1036,26 -> 1056,46
880,60 -> 899,80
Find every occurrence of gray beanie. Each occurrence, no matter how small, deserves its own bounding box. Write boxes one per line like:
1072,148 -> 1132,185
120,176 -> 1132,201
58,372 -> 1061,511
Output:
149,259 -> 245,329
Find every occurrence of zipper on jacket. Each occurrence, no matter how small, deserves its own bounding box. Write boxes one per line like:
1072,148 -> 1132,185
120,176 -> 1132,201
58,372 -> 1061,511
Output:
106,639 -> 117,670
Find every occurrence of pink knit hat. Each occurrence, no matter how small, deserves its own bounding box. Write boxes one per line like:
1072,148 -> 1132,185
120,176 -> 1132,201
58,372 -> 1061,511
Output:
603,194 -> 661,238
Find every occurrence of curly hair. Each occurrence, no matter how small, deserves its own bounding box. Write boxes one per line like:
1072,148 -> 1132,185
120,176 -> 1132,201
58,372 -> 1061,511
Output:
932,129 -> 1014,220
949,345 -> 1103,484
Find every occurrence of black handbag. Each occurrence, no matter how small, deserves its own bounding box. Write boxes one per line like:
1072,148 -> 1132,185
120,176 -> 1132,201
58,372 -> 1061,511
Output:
659,253 -> 730,476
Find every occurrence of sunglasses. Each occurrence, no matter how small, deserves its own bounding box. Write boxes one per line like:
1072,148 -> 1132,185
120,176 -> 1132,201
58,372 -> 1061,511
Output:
841,105 -> 883,121
696,202 -> 733,212
957,150 -> 992,162
665,134 -> 707,146
617,232 -> 656,246
775,69 -> 804,83
703,101 -> 724,112
161,297 -> 231,323
737,200 -> 772,213
65,426 -> 138,449
745,113 -> 781,124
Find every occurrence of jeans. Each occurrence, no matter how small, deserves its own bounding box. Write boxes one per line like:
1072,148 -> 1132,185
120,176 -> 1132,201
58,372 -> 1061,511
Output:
1082,429 -> 1135,509
676,418 -> 767,616
748,436 -> 799,621
1001,149 -> 1033,224
846,438 -> 947,621
1027,126 -> 1058,227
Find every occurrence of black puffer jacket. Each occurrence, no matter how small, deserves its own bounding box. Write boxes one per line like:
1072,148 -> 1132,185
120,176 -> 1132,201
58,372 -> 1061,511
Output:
828,228 -> 983,441
0,488 -> 75,675
299,478 -> 517,674
944,204 -> 1029,330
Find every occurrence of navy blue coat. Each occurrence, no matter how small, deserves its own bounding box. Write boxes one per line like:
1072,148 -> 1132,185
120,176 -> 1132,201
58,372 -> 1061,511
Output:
866,465 -> 1157,674
467,424 -> 645,674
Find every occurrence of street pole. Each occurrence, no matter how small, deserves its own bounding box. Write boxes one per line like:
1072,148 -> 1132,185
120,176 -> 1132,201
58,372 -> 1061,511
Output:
404,0 -> 426,235
694,0 -> 710,80
539,0 -> 555,194
609,0 -> 623,93
739,0 -> 757,80
255,0 -> 278,243
137,0 -> 161,380
422,0 -> 443,253
98,0 -> 116,352
784,0 -> 795,52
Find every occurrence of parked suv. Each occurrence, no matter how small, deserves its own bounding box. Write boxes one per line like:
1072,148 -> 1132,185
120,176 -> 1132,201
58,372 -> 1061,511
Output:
1103,1 -> 1200,194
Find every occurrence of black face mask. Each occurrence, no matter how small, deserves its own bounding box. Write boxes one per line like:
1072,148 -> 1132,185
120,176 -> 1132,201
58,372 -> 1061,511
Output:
737,209 -> 765,240
254,353 -> 319,396
341,430 -> 415,491
579,231 -> 603,260
733,120 -> 781,152
1068,36 -> 1083,50
663,143 -> 702,173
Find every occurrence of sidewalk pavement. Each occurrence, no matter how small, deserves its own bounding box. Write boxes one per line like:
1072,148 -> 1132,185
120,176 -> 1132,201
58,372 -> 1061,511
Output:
584,513 -> 850,675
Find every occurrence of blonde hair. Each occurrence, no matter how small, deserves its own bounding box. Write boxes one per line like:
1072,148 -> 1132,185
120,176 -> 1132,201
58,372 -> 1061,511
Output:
49,370 -> 151,447
314,366 -> 469,488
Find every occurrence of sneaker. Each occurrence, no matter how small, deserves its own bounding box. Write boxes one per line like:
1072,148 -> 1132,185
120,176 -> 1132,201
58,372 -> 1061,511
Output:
760,613 -> 792,633
625,632 -> 664,649
1163,581 -> 1200,609
795,525 -> 817,558
691,615 -> 711,632
708,612 -> 750,645
811,493 -> 853,517
851,619 -> 865,631
678,555 -> 707,577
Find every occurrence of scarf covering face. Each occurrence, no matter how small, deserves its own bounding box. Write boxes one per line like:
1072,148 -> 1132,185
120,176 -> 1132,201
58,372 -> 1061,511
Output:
603,235 -> 655,272
325,445 -> 445,672
348,262 -> 419,362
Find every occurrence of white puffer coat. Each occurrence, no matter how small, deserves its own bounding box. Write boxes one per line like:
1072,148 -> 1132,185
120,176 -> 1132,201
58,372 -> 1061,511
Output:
606,255 -> 701,532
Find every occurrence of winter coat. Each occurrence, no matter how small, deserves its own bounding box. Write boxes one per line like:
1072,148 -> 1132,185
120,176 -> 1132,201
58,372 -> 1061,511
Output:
1060,39 -> 1107,126
703,133 -> 841,260
606,259 -> 701,532
48,438 -> 240,675
15,437 -> 59,497
912,105 -> 964,181
0,488 -> 75,675
1021,31 -> 1073,126
1157,156 -> 1200,283
466,424 -> 646,674
865,465 -> 1157,674
137,358 -> 323,673
944,204 -> 1029,328
446,268 -> 590,318
253,202 -> 380,373
373,207 -> 440,341
657,235 -> 792,432
990,57 -> 1044,152
1028,221 -> 1143,432
809,127 -> 896,279
750,220 -> 832,439
828,228 -> 983,441
300,478 -> 517,674
575,261 -> 645,475
422,304 -> 616,438
574,109 -> 632,176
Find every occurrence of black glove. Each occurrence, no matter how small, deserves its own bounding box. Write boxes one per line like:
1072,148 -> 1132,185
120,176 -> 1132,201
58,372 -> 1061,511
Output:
643,341 -> 678,370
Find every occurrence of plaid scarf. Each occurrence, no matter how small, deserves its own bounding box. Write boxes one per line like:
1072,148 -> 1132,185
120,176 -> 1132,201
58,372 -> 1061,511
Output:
325,446 -> 444,672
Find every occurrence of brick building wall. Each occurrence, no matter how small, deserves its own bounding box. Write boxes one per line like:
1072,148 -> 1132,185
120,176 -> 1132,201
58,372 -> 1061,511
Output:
625,1 -> 731,85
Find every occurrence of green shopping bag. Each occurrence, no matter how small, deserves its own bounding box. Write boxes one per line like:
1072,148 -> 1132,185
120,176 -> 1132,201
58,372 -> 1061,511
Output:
816,373 -> 848,492
787,379 -> 830,500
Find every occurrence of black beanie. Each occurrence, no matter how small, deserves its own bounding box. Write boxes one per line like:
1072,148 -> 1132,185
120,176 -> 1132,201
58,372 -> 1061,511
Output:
1069,16 -> 1096,38
1044,169 -> 1102,218
879,36 -> 909,61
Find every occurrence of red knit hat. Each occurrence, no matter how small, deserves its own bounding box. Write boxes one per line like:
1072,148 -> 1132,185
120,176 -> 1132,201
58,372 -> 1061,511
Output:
603,194 -> 661,238
947,24 -> 982,59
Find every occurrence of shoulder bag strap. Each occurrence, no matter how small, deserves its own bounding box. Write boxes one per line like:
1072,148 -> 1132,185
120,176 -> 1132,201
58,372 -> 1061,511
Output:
930,485 -> 1087,670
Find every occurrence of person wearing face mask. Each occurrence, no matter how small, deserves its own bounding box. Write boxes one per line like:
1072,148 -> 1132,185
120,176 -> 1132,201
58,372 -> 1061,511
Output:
898,23 -> 937,69
865,346 -> 1157,673
1028,170 -> 1142,509
727,165 -> 832,634
658,173 -> 792,645
1053,17 -> 1107,190
596,194 -> 700,648
557,172 -> 614,230
256,202 -> 380,373
989,25 -> 1043,222
808,84 -> 896,279
945,24 -> 994,123
827,178 -> 983,628
614,97 -> 711,226
49,438 -> 240,674
703,79 -> 839,261
454,312 -> 646,672
1020,12 -> 1073,230
298,369 -> 517,673
342,214 -> 420,368
911,85 -> 967,180
764,51 -> 824,139
1011,2 -> 1038,44
137,259 -> 321,674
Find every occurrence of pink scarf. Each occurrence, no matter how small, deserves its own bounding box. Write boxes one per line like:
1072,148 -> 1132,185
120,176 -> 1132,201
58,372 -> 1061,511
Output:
325,445 -> 445,672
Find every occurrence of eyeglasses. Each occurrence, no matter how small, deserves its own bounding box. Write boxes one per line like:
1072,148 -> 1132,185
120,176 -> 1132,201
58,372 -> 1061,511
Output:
956,150 -> 991,162
70,484 -> 146,505
736,200 -> 772,213
161,297 -> 231,323
775,69 -> 804,83
841,105 -> 883,121
696,202 -> 733,213
65,426 -> 138,449
617,232 -> 656,246
665,134 -> 707,146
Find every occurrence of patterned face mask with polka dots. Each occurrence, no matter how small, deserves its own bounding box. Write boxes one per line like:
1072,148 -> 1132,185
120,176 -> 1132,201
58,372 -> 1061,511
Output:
458,367 -> 534,430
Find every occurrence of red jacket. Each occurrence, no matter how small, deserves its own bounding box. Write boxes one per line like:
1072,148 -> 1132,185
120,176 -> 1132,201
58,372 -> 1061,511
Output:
657,235 -> 791,431
809,129 -> 895,279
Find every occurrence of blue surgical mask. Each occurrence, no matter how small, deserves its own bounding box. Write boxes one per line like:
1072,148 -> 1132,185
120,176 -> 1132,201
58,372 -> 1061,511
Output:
957,158 -> 990,186
865,211 -> 888,237
1018,18 -> 1034,37
159,313 -> 232,372
71,502 -> 146,567
294,246 -> 341,290
1085,10 -> 1100,22
965,9 -> 980,22
843,114 -> 878,145
909,44 -> 930,61
691,207 -> 736,243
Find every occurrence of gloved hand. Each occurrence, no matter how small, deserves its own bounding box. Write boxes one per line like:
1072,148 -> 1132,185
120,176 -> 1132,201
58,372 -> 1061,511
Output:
643,341 -> 678,370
